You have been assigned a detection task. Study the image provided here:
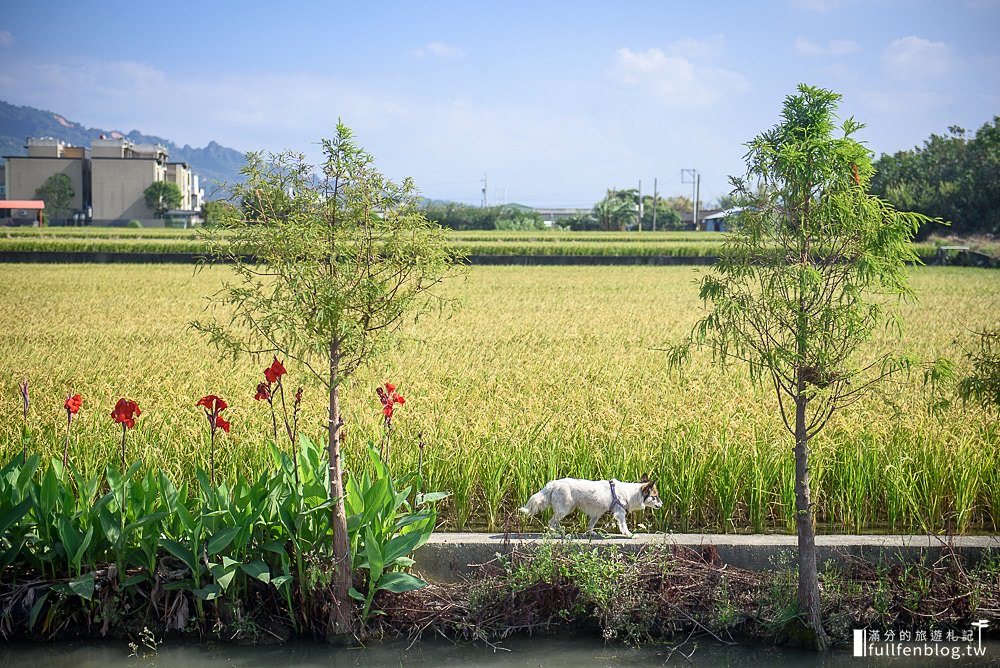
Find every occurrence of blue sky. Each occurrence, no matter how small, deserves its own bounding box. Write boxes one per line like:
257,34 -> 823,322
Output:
1,0 -> 998,207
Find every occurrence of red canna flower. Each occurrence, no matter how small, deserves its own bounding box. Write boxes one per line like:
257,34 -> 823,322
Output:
64,393 -> 82,414
63,392 -> 82,467
377,382 -> 405,420
198,394 -> 229,486
376,382 -> 406,462
254,382 -> 271,402
197,395 -> 228,412
111,398 -> 141,429
264,358 -> 287,384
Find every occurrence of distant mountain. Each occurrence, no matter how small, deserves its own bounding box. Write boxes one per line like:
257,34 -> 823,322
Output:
0,100 -> 245,195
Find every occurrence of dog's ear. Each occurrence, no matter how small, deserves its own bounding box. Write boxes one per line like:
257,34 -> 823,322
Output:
640,473 -> 650,483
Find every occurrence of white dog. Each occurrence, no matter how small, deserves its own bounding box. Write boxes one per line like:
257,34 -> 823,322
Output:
519,474 -> 662,537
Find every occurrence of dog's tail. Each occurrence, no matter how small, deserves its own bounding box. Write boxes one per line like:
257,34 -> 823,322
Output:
519,485 -> 551,516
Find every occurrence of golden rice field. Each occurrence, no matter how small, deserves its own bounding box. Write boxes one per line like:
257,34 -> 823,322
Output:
0,263 -> 997,534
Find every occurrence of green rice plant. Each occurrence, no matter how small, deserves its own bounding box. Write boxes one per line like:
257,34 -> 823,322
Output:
1,264 -> 997,535
826,432 -> 878,533
712,432 -> 749,532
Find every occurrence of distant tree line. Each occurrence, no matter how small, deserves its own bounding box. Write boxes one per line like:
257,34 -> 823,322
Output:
870,117 -> 1000,237
420,202 -> 546,230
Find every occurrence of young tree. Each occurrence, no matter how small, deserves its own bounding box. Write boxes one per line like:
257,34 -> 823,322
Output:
34,173 -> 74,222
194,122 -> 456,639
143,180 -> 182,217
670,84 -> 934,649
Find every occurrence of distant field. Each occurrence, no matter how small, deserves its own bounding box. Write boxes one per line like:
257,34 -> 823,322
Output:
0,226 -> 946,258
1,263 -> 996,534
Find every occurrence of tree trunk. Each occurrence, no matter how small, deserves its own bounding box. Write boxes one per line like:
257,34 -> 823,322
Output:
326,342 -> 353,641
793,390 -> 829,650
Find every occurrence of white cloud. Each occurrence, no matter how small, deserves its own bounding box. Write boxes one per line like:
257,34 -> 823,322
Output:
882,36 -> 952,79
794,36 -> 860,57
412,41 -> 464,59
664,35 -> 726,61
0,30 -> 13,47
613,46 -> 748,108
860,88 -> 950,114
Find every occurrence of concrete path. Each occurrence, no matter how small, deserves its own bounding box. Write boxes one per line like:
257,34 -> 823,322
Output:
415,532 -> 1000,583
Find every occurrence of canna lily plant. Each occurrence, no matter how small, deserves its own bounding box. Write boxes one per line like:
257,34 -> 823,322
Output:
196,394 -> 230,485
63,392 -> 82,467
376,382 -> 405,462
110,398 -> 141,469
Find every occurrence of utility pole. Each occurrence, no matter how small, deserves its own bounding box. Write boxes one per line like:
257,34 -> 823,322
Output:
695,173 -> 701,231
481,174 -> 487,208
637,179 -> 643,232
652,177 -> 658,232
681,169 -> 699,230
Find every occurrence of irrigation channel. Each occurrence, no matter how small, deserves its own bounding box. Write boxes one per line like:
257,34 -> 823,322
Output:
5,635 -> 999,667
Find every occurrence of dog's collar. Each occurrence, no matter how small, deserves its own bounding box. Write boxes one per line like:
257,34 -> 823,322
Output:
608,480 -> 627,513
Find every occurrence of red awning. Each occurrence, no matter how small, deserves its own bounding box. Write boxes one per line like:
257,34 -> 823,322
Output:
0,200 -> 46,209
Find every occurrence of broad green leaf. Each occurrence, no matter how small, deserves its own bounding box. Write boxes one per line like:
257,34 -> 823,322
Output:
125,511 -> 168,533
159,538 -> 197,574
241,560 -> 270,583
56,516 -> 80,566
28,590 -> 50,629
206,525 -> 241,556
122,572 -> 149,587
365,526 -> 384,584
210,559 -> 239,591
68,572 -> 95,600
382,529 -> 424,566
271,575 -> 292,593
417,491 -> 450,504
348,586 -> 366,602
99,507 -> 122,546
0,498 -> 30,536
377,571 -> 426,594
193,583 -> 222,601
73,525 -> 94,569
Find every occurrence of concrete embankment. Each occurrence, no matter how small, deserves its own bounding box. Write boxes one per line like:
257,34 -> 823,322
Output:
414,532 -> 1000,583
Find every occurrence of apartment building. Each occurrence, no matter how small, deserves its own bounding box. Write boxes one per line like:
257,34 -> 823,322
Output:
4,138 -> 90,222
4,136 -> 204,225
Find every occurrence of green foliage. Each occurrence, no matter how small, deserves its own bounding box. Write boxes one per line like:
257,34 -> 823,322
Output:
870,117 -> 1000,237
957,329 -> 1000,417
143,181 -> 182,217
345,446 -> 446,622
194,122 -> 456,635
678,83 -> 934,439
0,434 -> 437,636
671,84 -> 937,649
195,122 -> 456,390
422,201 -> 543,230
593,188 -> 638,231
33,173 -> 74,221
202,200 -> 236,227
640,195 -> 683,230
126,219 -> 143,228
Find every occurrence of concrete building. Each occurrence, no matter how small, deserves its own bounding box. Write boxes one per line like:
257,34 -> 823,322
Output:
89,138 -> 168,223
4,138 -> 90,223
3,136 -> 206,226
